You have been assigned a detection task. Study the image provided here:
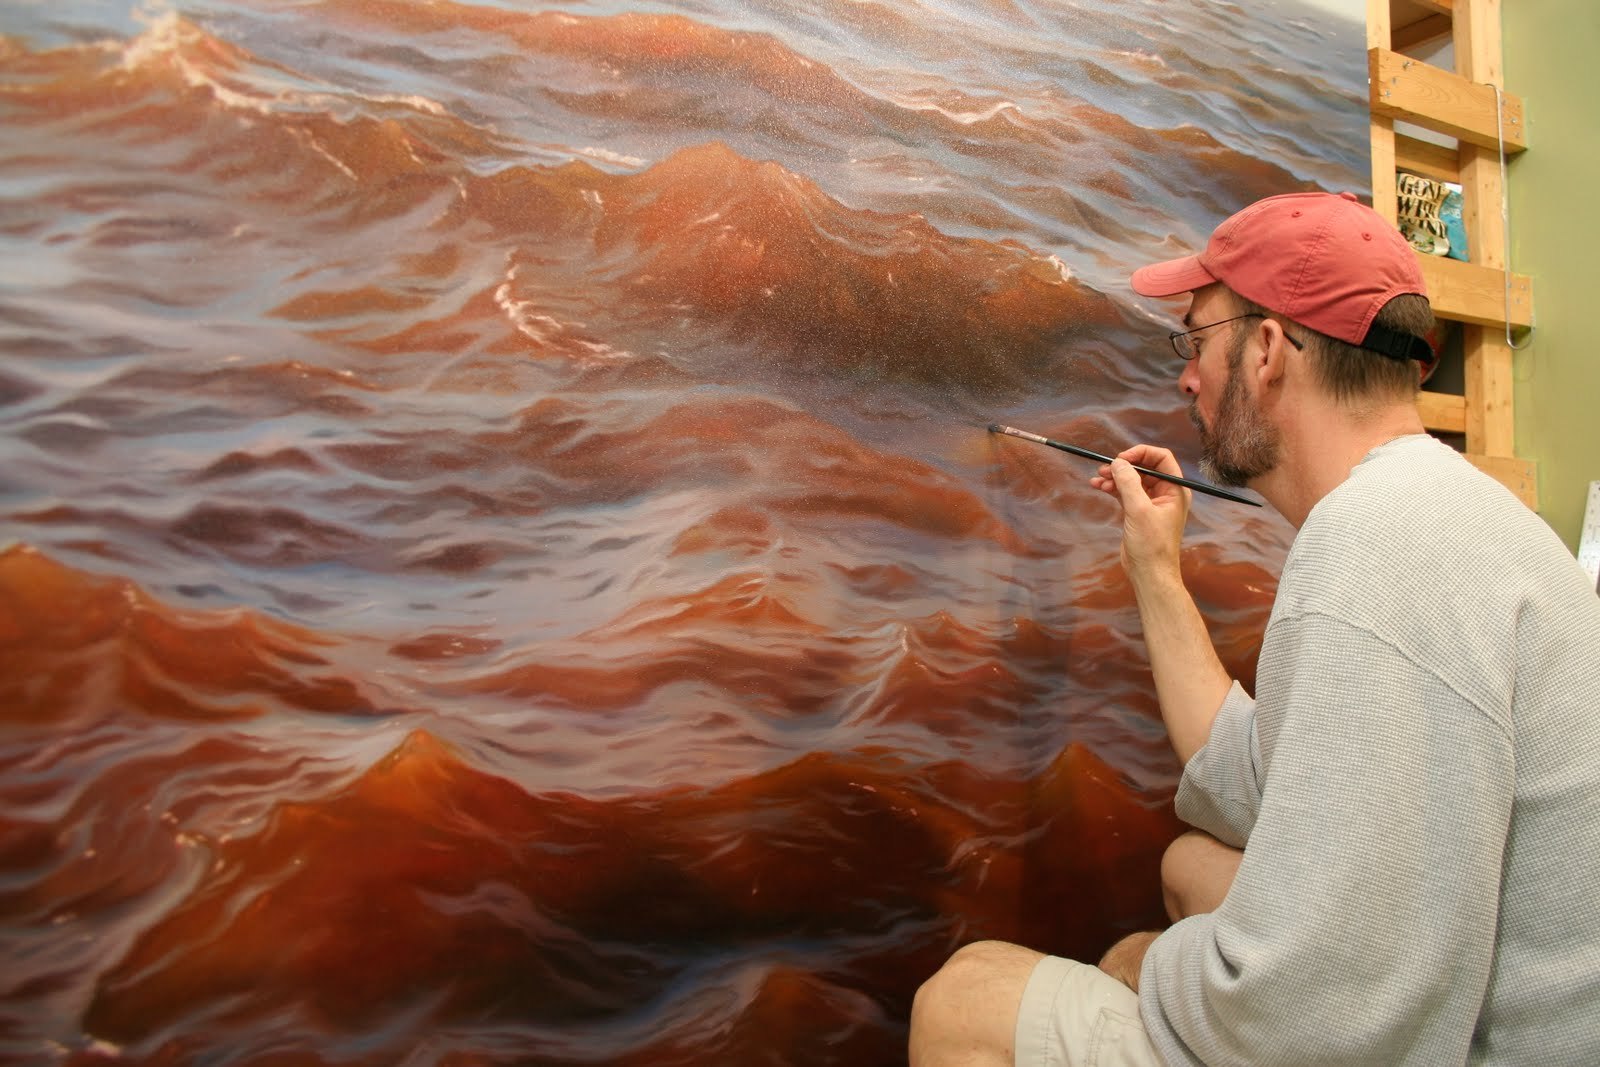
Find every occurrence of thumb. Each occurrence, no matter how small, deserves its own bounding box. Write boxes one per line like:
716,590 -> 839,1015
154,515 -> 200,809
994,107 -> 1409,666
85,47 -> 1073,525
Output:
1109,458 -> 1150,504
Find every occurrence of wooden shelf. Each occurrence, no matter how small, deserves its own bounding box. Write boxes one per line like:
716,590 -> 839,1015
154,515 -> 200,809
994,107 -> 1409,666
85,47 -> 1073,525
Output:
1394,15 -> 1452,51
1393,0 -> 1454,46
1417,390 -> 1467,434
1417,254 -> 1532,329
1395,134 -> 1459,182
1370,48 -> 1525,153
1373,0 -> 1536,508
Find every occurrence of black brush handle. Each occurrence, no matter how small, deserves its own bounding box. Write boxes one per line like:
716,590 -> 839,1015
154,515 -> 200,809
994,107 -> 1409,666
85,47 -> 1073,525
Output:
987,424 -> 1262,507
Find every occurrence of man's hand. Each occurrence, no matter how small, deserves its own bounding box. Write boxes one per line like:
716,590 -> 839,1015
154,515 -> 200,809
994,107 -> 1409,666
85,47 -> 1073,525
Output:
1089,445 -> 1191,583
1098,931 -> 1162,993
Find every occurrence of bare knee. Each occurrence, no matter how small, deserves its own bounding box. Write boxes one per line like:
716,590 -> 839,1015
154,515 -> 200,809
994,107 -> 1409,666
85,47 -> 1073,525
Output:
915,940 -> 1012,1001
910,940 -> 1041,1067
911,940 -> 1012,1030
1161,830 -> 1243,922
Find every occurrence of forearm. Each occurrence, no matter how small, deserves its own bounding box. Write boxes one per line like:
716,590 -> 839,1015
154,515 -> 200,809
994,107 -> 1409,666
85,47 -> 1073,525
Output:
1128,566 -> 1232,764
1093,450 -> 1233,764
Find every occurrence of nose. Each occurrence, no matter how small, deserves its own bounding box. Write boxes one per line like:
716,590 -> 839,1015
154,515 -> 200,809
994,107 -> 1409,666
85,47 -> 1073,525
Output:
1178,356 -> 1200,397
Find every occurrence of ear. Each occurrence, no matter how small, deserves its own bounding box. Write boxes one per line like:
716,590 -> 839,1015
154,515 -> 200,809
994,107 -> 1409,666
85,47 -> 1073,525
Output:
1253,317 -> 1292,391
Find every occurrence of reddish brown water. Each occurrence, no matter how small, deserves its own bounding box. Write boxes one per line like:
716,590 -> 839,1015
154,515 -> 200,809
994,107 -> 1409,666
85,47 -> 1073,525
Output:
0,1 -> 1360,1062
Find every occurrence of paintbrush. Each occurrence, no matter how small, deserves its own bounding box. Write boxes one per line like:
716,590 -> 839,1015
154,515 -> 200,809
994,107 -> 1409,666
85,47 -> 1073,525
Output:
987,423 -> 1262,507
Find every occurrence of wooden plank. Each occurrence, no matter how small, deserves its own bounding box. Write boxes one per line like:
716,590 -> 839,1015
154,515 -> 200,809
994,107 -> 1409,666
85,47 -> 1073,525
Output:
1394,13 -> 1453,51
1417,390 -> 1467,434
1371,124 -> 1398,225
1392,0 -> 1454,25
1417,254 -> 1532,329
1453,0 -> 1503,90
1464,327 -> 1516,455
1368,0 -> 1398,223
1396,134 -> 1459,182
1373,0 -> 1395,47
1464,452 -> 1537,510
1369,48 -> 1526,153
1459,137 -> 1503,259
1453,0 -> 1515,462
1454,0 -> 1507,270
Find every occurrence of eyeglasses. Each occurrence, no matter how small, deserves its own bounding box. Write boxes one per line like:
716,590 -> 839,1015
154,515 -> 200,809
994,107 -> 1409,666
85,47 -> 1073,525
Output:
1168,313 -> 1304,360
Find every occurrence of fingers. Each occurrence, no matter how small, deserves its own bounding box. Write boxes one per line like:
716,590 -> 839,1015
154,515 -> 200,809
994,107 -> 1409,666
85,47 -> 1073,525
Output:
1084,446 -> 1192,577
1091,451 -> 1187,503
1088,458 -> 1155,508
1115,444 -> 1183,478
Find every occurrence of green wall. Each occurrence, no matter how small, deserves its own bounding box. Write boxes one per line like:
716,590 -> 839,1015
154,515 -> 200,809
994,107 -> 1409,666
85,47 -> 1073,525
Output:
1504,3 -> 1600,551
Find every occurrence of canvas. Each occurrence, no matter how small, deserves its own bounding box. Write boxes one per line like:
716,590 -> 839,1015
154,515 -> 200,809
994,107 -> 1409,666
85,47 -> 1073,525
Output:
0,0 -> 1367,1061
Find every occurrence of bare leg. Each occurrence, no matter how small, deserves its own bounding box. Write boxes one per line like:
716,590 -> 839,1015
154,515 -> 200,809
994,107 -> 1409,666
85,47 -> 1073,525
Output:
909,940 -> 1045,1067
1161,830 -> 1243,922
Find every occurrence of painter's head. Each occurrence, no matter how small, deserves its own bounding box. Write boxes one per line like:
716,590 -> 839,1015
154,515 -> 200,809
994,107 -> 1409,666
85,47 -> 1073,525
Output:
1132,190 -> 1436,406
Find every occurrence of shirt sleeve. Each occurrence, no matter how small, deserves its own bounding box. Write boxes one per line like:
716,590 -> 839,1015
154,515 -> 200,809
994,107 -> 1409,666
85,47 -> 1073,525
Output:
1137,612 -> 1511,1066
1173,681 -> 1262,849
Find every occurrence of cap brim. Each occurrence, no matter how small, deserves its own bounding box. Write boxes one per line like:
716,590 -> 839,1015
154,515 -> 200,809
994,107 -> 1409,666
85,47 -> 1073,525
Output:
1130,254 -> 1216,298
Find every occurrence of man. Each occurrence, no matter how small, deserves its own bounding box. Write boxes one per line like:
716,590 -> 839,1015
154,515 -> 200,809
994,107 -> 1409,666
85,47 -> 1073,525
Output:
910,191 -> 1600,1065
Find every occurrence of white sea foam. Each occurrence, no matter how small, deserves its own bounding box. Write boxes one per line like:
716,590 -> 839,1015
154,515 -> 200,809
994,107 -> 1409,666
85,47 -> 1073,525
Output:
577,146 -> 648,168
120,11 -> 447,121
493,258 -> 623,360
892,96 -> 1019,125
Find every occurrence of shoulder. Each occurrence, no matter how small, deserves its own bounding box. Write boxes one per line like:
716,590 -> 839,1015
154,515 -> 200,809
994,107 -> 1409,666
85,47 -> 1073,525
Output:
1283,435 -> 1557,603
1320,434 -> 1521,528
1268,435 -> 1594,711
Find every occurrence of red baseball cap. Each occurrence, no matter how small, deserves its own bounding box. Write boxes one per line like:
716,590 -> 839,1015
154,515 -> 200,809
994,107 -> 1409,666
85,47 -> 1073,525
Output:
1131,191 -> 1431,360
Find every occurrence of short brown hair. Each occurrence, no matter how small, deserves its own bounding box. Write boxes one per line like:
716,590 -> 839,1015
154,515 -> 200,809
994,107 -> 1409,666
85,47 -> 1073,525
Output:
1230,289 -> 1434,403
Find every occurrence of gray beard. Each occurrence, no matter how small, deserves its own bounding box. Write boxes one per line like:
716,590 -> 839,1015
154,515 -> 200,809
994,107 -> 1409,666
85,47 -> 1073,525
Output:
1188,346 -> 1281,488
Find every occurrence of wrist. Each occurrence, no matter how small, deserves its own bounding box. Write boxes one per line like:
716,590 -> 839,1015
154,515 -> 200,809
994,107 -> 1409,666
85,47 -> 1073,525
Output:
1126,559 -> 1185,603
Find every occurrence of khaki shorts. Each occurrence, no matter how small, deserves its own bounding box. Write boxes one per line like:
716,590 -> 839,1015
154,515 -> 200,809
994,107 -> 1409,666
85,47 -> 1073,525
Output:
1014,955 -> 1163,1067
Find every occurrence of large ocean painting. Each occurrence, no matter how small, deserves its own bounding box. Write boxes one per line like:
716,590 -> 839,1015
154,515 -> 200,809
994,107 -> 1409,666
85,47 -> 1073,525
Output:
0,0 -> 1366,1062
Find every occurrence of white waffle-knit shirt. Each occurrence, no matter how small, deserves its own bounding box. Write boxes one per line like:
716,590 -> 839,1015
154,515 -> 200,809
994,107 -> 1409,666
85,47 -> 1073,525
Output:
1140,434 -> 1600,1065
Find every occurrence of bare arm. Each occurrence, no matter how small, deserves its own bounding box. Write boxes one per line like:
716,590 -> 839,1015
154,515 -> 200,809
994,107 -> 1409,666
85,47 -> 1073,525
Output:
1091,447 -> 1232,764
